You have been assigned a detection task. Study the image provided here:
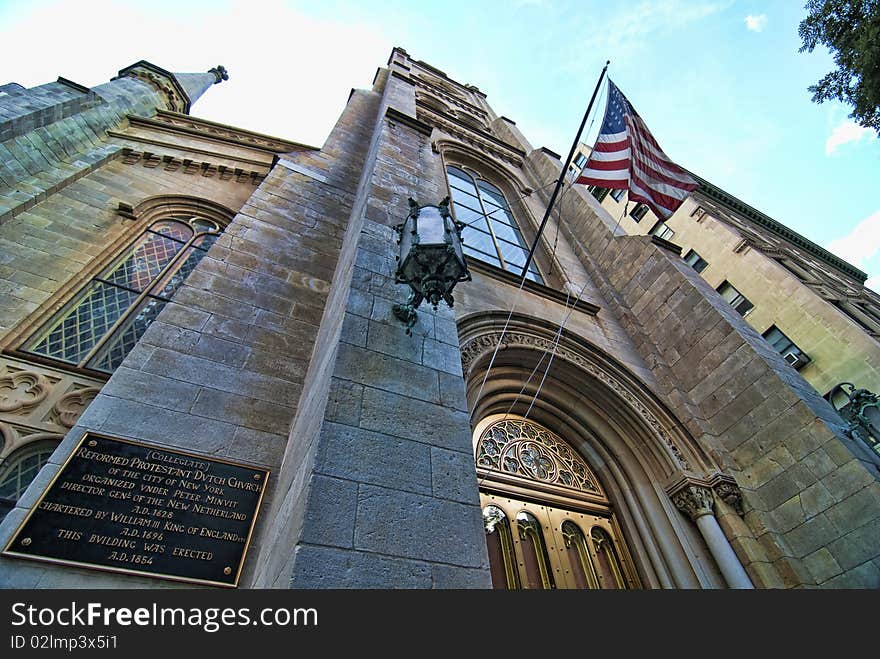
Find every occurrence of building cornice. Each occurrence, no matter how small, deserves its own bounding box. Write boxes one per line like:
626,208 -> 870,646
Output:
690,171 -> 867,283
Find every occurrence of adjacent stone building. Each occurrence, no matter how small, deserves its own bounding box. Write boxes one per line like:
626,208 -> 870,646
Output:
1,48 -> 878,589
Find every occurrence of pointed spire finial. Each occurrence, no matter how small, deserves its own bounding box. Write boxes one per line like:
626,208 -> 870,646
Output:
209,65 -> 229,84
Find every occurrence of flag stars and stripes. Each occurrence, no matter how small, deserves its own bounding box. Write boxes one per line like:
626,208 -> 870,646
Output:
577,79 -> 697,219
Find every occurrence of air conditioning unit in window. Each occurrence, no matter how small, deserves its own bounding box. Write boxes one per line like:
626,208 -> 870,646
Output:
782,349 -> 810,370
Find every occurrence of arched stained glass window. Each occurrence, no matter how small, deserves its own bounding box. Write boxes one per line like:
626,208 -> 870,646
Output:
0,441 -> 56,502
23,217 -> 222,374
446,165 -> 542,283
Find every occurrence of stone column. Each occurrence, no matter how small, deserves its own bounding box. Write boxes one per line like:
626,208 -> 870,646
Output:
671,483 -> 754,589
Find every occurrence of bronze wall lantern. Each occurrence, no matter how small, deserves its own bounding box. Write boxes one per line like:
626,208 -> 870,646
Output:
393,197 -> 470,334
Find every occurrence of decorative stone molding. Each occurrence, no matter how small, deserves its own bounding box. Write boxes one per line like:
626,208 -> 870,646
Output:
118,148 -> 264,185
117,64 -> 188,113
0,356 -> 104,460
419,112 -> 524,167
412,75 -> 487,117
146,112 -> 311,153
708,473 -> 745,516
460,330 -> 691,470
671,483 -> 715,521
51,387 -> 101,428
0,371 -> 51,413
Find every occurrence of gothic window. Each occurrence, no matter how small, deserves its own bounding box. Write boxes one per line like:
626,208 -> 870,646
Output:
0,440 -> 56,504
446,165 -> 542,283
21,216 -> 223,374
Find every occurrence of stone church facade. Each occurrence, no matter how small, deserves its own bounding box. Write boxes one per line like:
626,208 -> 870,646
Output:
0,48 -> 878,588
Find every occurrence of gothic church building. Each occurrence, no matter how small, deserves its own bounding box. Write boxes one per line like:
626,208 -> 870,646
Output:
0,49 -> 878,588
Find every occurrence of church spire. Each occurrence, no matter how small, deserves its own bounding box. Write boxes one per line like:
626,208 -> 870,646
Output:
173,66 -> 229,108
112,61 -> 229,114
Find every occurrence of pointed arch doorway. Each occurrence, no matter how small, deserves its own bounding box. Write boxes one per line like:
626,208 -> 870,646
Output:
476,415 -> 640,590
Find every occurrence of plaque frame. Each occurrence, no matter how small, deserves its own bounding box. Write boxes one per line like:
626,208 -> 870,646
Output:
2,431 -> 270,588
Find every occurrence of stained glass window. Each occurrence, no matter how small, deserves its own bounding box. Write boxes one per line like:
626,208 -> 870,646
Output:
446,166 -> 543,283
24,217 -> 223,374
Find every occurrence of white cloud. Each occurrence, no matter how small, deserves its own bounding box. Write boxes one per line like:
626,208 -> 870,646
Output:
744,14 -> 767,32
580,0 -> 733,61
825,120 -> 876,155
826,210 -> 880,271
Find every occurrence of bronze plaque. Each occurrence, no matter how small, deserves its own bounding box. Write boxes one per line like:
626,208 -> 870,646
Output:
3,432 -> 269,587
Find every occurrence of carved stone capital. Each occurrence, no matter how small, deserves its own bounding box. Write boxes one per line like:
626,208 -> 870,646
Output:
671,483 -> 715,521
708,473 -> 745,516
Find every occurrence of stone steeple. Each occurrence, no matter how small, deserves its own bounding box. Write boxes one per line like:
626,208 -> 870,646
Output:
112,61 -> 228,114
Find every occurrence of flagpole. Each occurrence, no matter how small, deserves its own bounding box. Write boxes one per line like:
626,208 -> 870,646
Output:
520,60 -> 610,281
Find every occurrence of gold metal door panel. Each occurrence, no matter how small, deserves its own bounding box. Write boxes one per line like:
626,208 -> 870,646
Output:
480,492 -> 638,590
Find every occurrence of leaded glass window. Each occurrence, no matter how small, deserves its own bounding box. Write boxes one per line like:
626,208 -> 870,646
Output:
0,441 -> 56,502
446,165 -> 543,283
23,217 -> 222,374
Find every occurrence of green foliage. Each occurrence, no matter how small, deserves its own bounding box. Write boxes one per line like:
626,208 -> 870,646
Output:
798,0 -> 880,133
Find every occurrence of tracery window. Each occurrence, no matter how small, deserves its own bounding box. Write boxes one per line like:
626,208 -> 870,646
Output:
445,165 -> 543,283
21,216 -> 223,374
476,416 -> 640,590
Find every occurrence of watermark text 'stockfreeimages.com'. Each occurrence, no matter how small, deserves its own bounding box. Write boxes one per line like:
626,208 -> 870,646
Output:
10,601 -> 318,637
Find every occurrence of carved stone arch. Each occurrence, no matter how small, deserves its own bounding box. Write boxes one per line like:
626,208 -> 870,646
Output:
459,311 -> 728,588
129,194 -> 236,229
416,92 -> 453,117
437,139 -> 526,191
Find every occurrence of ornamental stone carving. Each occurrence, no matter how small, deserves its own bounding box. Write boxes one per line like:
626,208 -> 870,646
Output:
671,484 -> 715,520
51,387 -> 101,428
711,476 -> 745,516
0,370 -> 51,413
461,331 -> 691,470
476,417 -> 603,495
121,67 -> 187,112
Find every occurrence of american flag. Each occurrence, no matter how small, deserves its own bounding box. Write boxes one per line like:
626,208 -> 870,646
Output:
576,79 -> 698,219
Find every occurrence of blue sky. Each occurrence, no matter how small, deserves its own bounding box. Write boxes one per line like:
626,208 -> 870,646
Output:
2,0 -> 878,289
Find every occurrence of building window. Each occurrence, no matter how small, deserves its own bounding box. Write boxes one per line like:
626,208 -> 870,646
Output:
630,204 -> 649,222
22,216 -> 223,374
683,249 -> 708,273
649,220 -> 675,241
574,153 -> 588,169
762,325 -> 811,369
0,441 -> 57,505
446,165 -> 542,283
588,185 -> 609,202
610,188 -> 626,202
716,280 -> 754,316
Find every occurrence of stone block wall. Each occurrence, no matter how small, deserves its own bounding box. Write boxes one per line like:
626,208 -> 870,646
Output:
554,180 -> 880,587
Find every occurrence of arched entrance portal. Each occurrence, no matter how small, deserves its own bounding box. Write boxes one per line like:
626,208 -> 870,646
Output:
476,415 -> 639,589
460,312 -> 753,589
